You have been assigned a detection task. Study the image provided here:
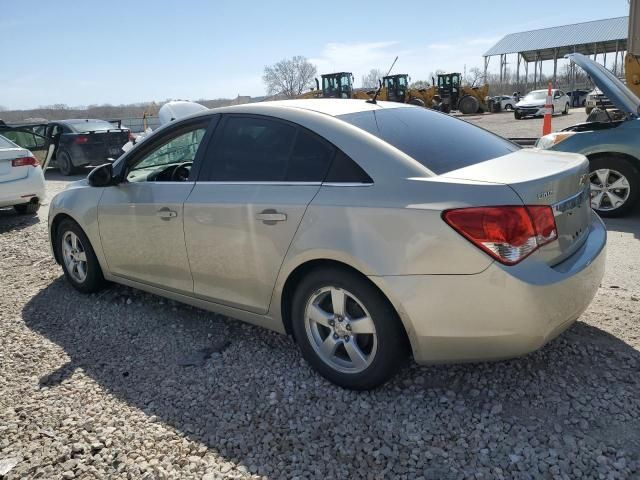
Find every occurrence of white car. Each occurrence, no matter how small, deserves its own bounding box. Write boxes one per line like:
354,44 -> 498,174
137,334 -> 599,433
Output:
0,134 -> 45,214
494,95 -> 517,110
514,89 -> 570,119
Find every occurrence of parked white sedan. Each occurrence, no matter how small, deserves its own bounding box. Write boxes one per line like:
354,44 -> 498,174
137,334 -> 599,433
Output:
514,89 -> 570,119
494,95 -> 517,110
0,134 -> 45,214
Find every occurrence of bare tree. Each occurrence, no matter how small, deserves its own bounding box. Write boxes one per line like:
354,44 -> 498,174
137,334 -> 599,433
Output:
361,69 -> 384,88
464,67 -> 485,87
263,56 -> 318,98
409,80 -> 431,89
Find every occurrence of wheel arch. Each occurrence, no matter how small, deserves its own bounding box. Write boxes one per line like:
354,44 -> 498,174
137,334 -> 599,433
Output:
278,258 -> 415,357
586,151 -> 640,171
50,212 -> 85,265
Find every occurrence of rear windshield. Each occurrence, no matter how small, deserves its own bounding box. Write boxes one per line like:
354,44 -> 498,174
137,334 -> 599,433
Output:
338,107 -> 518,174
68,120 -> 115,133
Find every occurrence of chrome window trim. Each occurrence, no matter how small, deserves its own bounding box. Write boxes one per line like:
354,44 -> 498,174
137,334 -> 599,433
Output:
322,182 -> 374,187
193,181 -> 374,187
195,181 -> 322,186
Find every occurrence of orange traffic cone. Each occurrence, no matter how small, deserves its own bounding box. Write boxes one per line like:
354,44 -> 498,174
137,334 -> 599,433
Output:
542,82 -> 553,136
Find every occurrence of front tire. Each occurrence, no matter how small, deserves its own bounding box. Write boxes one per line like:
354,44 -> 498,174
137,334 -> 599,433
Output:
563,103 -> 569,115
589,156 -> 639,217
291,267 -> 407,390
504,103 -> 513,110
56,219 -> 107,293
514,110 -> 522,120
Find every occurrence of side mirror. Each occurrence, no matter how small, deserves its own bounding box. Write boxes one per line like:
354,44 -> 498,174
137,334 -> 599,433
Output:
88,163 -> 116,187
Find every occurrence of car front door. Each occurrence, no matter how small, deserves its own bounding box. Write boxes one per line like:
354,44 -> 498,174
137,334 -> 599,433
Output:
553,91 -> 563,110
183,114 -> 335,314
97,117 -> 214,293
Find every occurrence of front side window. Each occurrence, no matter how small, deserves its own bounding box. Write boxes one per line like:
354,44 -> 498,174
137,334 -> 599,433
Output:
127,126 -> 206,181
205,116 -> 334,182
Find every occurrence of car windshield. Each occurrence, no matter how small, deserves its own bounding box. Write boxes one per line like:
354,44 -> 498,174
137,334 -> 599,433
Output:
524,91 -> 547,101
338,107 -> 519,174
69,120 -> 116,133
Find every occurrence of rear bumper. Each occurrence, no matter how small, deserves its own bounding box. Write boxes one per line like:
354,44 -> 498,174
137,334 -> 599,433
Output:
0,167 -> 46,208
371,212 -> 606,364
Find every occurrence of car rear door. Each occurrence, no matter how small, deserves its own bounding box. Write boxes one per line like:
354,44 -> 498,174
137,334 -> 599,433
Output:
183,114 -> 335,314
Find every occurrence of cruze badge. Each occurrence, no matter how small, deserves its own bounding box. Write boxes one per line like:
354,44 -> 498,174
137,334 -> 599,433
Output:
537,190 -> 553,199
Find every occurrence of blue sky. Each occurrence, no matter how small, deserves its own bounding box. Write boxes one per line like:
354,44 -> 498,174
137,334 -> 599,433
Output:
1,0 -> 629,109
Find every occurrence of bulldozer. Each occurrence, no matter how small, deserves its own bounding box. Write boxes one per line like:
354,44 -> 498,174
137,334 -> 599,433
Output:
371,72 -> 488,114
298,72 -> 370,99
377,74 -> 433,107
626,0 -> 640,98
434,73 -> 489,114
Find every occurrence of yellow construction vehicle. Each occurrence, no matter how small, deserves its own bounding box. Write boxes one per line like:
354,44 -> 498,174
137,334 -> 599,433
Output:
626,0 -> 640,97
376,74 -> 434,107
373,72 -> 488,113
433,73 -> 489,114
298,72 -> 371,99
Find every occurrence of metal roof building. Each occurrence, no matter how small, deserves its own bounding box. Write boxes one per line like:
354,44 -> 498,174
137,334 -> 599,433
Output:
483,16 -> 628,89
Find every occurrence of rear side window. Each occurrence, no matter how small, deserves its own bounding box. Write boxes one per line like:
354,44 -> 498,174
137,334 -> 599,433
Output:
287,129 -> 334,181
338,107 -> 518,174
205,116 -> 334,182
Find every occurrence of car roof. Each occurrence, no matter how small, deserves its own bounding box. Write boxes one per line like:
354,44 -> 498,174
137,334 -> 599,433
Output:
210,99 -> 414,117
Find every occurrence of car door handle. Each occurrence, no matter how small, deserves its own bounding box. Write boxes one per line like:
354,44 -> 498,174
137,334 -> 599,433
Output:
256,209 -> 287,224
156,208 -> 178,220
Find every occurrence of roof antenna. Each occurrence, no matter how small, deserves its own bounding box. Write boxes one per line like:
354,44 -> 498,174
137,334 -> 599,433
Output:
367,56 -> 398,104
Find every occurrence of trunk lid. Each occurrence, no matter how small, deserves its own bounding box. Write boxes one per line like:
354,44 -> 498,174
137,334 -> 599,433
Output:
0,147 -> 31,183
441,149 -> 592,265
73,129 -> 129,160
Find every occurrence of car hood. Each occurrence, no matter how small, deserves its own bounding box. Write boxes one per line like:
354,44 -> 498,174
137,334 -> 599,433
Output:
567,53 -> 639,117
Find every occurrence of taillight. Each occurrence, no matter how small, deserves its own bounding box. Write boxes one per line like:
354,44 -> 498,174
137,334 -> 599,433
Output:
74,135 -> 89,144
442,205 -> 557,265
11,156 -> 39,167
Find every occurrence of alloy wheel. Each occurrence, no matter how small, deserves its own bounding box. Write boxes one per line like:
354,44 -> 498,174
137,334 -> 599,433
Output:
590,168 -> 631,212
304,286 -> 378,374
62,231 -> 88,283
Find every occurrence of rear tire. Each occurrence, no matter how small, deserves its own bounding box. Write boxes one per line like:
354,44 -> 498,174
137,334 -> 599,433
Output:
291,267 -> 408,390
56,219 -> 107,293
14,202 -> 40,214
589,156 -> 640,218
409,97 -> 426,107
57,150 -> 76,176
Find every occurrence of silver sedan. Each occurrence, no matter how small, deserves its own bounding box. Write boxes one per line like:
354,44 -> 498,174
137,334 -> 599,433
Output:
48,99 -> 606,389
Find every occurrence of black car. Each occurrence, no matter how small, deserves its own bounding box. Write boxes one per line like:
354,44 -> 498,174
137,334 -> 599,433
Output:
45,119 -> 131,175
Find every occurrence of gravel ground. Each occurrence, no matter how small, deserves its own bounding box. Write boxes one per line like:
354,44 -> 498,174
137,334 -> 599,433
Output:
1,170 -> 639,480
